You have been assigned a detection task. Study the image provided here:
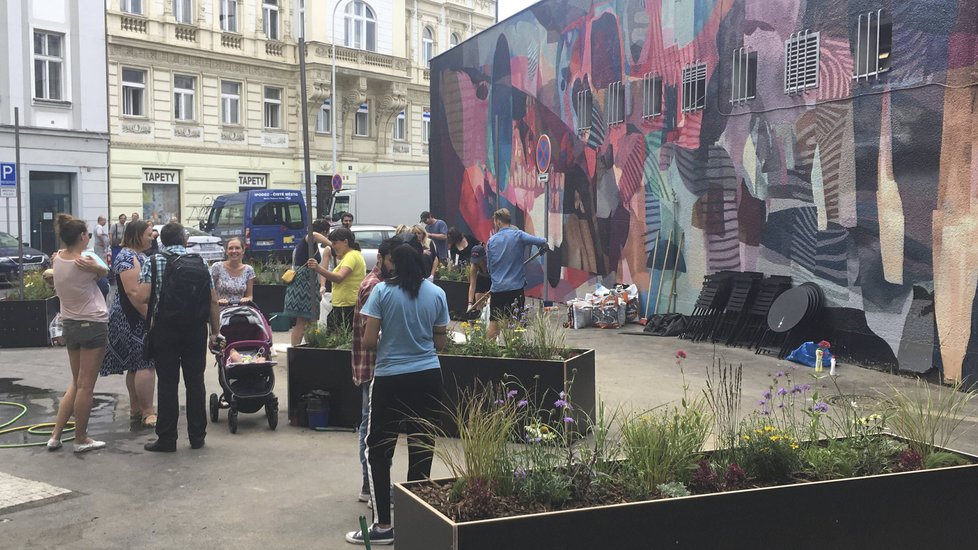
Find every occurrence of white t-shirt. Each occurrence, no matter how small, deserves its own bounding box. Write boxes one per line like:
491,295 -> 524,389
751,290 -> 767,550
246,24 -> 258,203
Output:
94,224 -> 108,251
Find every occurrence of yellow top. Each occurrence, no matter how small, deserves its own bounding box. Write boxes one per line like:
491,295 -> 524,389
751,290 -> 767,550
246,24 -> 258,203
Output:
331,249 -> 366,307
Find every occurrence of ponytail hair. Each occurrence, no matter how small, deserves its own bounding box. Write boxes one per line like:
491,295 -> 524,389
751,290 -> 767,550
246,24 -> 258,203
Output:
389,243 -> 425,298
55,214 -> 87,247
328,227 -> 361,251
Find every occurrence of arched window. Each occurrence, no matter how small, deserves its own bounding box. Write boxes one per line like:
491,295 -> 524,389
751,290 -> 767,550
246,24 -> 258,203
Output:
450,33 -> 460,48
422,26 -> 435,67
344,0 -> 376,52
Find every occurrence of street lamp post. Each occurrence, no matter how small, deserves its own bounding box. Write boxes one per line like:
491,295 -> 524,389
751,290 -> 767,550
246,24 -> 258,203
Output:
298,9 -> 314,256
330,0 -> 342,183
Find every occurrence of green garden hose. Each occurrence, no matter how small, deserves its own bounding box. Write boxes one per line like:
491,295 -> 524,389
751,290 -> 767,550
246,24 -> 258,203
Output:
0,401 -> 74,448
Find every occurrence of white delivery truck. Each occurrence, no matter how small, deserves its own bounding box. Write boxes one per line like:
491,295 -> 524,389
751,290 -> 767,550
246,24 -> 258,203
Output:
329,170 -> 429,227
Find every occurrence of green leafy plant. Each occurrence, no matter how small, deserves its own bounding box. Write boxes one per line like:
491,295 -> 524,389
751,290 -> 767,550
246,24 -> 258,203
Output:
656,481 -> 690,498
735,422 -> 802,484
251,258 -> 291,286
303,321 -> 352,349
5,271 -> 57,301
883,380 -> 976,459
436,262 -> 469,282
446,308 -> 570,360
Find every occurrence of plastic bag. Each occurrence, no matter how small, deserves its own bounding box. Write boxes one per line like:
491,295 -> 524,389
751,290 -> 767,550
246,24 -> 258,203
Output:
318,292 -> 333,328
566,300 -> 593,329
786,342 -> 834,369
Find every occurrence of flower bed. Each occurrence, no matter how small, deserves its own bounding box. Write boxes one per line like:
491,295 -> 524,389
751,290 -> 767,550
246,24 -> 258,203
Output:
286,324 -> 359,429
0,273 -> 59,348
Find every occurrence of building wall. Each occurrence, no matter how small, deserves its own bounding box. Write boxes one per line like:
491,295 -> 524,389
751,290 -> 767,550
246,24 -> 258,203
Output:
106,0 -> 494,227
0,0 -> 109,249
430,0 -> 978,382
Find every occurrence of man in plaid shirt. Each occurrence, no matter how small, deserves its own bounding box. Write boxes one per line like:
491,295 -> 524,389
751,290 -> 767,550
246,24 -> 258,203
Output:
352,238 -> 394,502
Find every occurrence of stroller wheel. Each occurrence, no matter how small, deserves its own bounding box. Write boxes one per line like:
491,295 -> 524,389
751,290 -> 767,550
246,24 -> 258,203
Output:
209,394 -> 220,423
266,404 -> 279,430
228,409 -> 238,434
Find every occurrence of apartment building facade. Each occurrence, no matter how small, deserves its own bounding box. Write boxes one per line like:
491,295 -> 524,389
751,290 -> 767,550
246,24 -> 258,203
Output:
0,0 -> 109,253
106,0 -> 494,226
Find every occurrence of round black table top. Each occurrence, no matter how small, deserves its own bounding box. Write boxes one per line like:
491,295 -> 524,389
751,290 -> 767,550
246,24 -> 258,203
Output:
767,286 -> 812,333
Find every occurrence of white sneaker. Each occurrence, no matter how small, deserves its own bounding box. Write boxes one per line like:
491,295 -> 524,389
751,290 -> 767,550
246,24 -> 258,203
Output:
73,440 -> 106,453
46,438 -> 62,451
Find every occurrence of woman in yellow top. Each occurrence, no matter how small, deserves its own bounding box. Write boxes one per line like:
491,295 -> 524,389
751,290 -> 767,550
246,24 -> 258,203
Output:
307,227 -> 365,331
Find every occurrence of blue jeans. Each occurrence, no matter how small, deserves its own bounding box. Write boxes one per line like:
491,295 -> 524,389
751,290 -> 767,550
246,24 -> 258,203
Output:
359,382 -> 370,493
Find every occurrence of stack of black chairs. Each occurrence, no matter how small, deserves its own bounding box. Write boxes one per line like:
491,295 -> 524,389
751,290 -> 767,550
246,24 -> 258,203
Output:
734,275 -> 792,348
710,271 -> 764,344
680,271 -> 735,342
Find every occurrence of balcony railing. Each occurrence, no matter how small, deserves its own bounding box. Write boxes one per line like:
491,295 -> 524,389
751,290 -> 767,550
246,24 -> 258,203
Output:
221,33 -> 242,49
175,25 -> 198,42
265,41 -> 284,57
121,15 -> 147,33
423,69 -> 430,81
320,45 -> 397,71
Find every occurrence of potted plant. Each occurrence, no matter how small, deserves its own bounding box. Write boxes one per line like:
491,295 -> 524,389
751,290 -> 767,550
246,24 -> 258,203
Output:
0,271 -> 59,348
437,310 -> 595,437
434,263 -> 470,320
250,258 -> 289,329
394,354 -> 978,549
286,323 -> 361,429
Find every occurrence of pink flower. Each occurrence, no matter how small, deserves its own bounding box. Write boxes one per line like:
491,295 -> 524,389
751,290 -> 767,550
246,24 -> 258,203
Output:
818,340 -> 831,349
676,350 -> 687,359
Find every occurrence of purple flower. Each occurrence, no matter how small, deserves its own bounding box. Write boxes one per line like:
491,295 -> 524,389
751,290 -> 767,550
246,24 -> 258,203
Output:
777,387 -> 787,396
775,371 -> 786,378
762,391 -> 772,400
559,391 -> 567,399
758,399 -> 767,406
514,467 -> 527,480
563,417 -> 575,424
517,399 -> 528,408
791,385 -> 803,394
554,399 -> 574,411
493,399 -> 504,405
802,384 -> 812,392
506,389 -> 519,399
812,401 -> 829,414
760,409 -> 771,416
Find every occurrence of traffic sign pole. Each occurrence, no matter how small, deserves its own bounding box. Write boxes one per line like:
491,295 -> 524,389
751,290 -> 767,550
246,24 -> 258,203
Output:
15,107 -> 24,299
535,135 -> 552,306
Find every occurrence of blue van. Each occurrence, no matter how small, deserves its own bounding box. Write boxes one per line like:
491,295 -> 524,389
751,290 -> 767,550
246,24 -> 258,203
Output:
201,189 -> 306,259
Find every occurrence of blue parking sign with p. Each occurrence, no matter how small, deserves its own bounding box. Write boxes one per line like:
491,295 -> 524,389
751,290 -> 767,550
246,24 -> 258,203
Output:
0,163 -> 16,198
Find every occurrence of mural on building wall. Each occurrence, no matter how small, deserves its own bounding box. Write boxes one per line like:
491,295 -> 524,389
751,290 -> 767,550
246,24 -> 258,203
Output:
429,0 -> 978,382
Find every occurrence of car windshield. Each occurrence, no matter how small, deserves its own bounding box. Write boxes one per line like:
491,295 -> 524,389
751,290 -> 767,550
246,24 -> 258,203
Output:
0,232 -> 19,247
354,230 -> 387,249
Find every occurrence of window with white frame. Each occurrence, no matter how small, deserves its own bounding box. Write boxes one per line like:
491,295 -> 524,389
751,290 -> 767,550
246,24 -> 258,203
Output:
422,107 -> 430,144
607,81 -> 625,125
122,68 -> 146,116
264,86 -> 282,129
784,30 -> 820,94
681,62 -> 707,112
263,0 -> 279,40
575,89 -> 592,134
33,31 -> 64,101
221,80 -> 241,125
173,74 -> 196,121
344,1 -> 376,52
121,0 -> 143,14
422,27 -> 435,67
854,10 -> 891,79
173,0 -> 193,24
316,99 -> 332,133
450,33 -> 460,48
393,110 -> 406,141
354,102 -> 370,137
220,0 -> 237,32
730,48 -> 757,104
642,72 -> 662,118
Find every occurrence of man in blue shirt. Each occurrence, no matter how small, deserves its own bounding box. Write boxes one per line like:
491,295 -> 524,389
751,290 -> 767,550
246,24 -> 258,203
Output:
486,208 -> 548,338
421,211 -> 449,263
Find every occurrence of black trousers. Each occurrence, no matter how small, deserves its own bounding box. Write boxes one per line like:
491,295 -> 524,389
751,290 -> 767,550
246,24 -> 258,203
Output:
152,324 -> 208,445
366,368 -> 443,525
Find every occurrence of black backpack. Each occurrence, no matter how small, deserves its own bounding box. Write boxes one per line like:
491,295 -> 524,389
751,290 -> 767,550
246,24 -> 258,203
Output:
150,252 -> 212,327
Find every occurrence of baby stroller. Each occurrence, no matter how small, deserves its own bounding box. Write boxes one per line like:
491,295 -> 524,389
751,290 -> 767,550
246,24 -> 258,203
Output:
209,303 -> 279,433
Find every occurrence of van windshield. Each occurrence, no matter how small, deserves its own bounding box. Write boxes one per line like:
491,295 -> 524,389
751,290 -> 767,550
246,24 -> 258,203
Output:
215,202 -> 245,231
252,201 -> 304,229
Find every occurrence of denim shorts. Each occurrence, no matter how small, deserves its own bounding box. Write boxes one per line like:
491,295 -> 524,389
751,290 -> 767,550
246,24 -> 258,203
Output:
62,319 -> 108,350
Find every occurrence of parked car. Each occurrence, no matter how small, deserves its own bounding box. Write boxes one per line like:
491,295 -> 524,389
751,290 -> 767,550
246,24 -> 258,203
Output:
154,225 -> 224,264
318,225 -> 395,273
0,231 -> 50,283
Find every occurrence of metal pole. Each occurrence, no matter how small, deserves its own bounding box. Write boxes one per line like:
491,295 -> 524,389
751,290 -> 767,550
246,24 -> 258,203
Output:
15,107 -> 24,299
667,232 -> 684,313
331,0 -> 340,184
299,34 -> 314,257
543,172 -> 549,305
5,199 -> 9,234
642,230 -> 661,320
653,229 -> 673,316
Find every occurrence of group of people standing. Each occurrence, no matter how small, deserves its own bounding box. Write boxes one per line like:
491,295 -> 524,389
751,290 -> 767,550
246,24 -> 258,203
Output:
46,214 -> 255,453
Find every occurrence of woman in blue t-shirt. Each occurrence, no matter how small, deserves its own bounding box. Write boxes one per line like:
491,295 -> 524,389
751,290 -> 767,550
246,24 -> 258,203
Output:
345,237 -> 449,546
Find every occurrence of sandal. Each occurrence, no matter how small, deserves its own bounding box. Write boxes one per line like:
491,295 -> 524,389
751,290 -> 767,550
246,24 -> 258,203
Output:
130,412 -> 142,422
142,414 -> 158,428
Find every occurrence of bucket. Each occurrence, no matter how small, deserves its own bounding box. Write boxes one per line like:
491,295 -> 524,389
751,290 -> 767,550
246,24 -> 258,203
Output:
306,392 -> 330,429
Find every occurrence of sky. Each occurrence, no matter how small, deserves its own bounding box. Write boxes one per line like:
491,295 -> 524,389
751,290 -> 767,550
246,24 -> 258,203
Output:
497,0 -> 533,22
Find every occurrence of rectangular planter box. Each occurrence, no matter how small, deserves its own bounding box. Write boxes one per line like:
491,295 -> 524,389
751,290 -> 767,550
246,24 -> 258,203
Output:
434,279 -> 469,320
395,444 -> 978,549
0,296 -> 59,348
437,349 -> 595,437
286,346 -> 361,429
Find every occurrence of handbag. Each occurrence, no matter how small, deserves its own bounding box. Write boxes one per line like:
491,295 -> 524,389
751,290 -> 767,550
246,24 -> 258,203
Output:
281,268 -> 296,284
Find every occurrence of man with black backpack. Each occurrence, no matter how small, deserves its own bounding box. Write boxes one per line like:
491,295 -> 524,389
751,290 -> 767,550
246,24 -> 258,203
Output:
134,222 -> 220,452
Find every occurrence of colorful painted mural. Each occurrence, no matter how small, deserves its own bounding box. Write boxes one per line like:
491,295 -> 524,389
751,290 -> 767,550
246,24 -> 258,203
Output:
428,0 -> 978,382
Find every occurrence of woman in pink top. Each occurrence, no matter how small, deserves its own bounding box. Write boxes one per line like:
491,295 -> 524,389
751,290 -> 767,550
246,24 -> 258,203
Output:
48,214 -> 110,454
